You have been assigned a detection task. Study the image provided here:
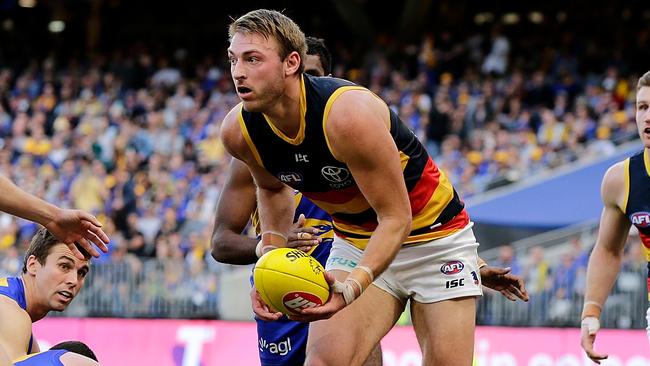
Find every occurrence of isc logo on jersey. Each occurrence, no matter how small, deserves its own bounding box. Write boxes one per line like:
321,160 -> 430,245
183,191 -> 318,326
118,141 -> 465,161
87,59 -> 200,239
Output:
631,212 -> 650,227
440,260 -> 464,275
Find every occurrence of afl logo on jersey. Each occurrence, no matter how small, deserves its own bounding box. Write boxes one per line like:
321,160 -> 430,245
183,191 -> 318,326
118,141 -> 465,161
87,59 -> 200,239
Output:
277,172 -> 303,185
441,260 -> 464,275
631,212 -> 650,227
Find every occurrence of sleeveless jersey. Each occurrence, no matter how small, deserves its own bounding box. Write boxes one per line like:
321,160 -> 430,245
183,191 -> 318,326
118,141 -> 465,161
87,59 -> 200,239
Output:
624,149 -> 650,258
239,74 -> 468,249
0,276 -> 34,354
623,150 -> 650,300
13,350 -> 67,366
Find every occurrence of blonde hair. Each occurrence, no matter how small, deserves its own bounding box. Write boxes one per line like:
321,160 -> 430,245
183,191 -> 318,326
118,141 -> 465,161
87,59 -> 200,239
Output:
229,9 -> 306,74
637,70 -> 650,91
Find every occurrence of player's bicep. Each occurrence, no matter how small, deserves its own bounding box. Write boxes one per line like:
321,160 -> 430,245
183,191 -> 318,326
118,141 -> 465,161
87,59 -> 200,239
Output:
326,92 -> 410,218
596,163 -> 631,254
0,300 -> 32,359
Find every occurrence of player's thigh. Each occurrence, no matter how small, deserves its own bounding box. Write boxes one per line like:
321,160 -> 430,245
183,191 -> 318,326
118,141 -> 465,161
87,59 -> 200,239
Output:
410,296 -> 476,366
305,270 -> 403,366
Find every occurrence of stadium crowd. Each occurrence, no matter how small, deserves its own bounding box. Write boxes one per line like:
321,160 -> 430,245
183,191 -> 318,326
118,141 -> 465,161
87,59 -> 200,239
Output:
0,24 -> 645,323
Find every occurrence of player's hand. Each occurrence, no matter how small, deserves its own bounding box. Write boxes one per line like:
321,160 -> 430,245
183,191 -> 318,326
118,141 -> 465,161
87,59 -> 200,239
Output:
580,317 -> 608,364
480,266 -> 529,302
250,286 -> 282,322
44,208 -> 110,260
289,271 -> 346,322
286,214 -> 321,253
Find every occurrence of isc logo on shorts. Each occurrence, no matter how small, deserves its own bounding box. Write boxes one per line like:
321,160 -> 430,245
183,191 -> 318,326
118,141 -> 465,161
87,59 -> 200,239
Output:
440,260 -> 464,275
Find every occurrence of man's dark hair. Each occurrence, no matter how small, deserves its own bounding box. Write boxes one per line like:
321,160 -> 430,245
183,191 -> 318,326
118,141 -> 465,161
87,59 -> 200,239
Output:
306,36 -> 332,75
51,340 -> 98,361
22,227 -> 91,273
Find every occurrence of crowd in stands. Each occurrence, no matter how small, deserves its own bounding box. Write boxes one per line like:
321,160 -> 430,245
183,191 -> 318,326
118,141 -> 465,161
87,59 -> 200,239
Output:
0,24 -> 646,322
478,229 -> 647,328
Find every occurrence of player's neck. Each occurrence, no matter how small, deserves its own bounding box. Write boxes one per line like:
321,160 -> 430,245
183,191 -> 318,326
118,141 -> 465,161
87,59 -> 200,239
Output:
263,74 -> 303,138
20,274 -> 48,322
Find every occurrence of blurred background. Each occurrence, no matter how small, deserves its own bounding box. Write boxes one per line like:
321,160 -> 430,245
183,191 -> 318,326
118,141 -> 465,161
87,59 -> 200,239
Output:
1,0 -> 649,364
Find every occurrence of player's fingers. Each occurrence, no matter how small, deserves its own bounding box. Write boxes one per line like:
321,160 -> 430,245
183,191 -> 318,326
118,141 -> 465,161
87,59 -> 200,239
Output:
293,214 -> 306,228
297,245 -> 315,253
76,237 -> 100,258
85,230 -> 109,253
77,210 -> 103,227
85,224 -> 110,246
507,284 -> 527,301
500,290 -> 517,301
67,242 -> 86,261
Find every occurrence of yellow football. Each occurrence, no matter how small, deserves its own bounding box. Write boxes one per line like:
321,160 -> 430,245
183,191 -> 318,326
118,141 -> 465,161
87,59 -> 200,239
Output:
253,248 -> 330,316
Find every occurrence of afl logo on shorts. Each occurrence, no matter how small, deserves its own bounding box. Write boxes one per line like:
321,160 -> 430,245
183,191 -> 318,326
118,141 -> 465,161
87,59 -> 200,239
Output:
441,260 -> 464,275
631,212 -> 650,227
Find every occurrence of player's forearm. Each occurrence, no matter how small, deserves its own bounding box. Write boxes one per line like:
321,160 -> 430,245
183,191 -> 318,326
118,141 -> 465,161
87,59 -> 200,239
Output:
583,244 -> 623,314
0,175 -> 58,225
211,229 -> 259,265
358,215 -> 411,277
256,186 -> 295,247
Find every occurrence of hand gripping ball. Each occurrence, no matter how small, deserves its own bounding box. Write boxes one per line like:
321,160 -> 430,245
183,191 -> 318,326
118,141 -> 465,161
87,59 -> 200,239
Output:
253,248 -> 330,316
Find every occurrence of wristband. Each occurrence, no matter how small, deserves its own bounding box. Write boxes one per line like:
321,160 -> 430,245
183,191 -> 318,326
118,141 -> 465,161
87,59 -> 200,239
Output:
255,241 -> 278,258
331,265 -> 375,305
477,257 -> 488,269
261,231 -> 288,246
581,300 -> 603,320
581,316 -> 600,335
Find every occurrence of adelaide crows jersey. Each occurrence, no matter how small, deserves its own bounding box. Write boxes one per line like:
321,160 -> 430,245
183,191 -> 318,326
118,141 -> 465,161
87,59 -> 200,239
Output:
239,74 -> 468,249
624,150 -> 650,258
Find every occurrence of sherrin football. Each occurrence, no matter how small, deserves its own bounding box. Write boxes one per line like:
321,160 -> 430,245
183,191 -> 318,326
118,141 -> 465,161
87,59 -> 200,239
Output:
253,248 -> 330,316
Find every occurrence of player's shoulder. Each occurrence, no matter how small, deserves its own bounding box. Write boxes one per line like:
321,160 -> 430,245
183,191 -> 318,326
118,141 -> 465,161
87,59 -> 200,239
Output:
601,159 -> 627,205
219,102 -> 247,156
602,159 -> 627,189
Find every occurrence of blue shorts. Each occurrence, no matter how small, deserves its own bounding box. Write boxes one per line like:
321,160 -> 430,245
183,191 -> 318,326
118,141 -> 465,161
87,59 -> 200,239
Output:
253,240 -> 332,366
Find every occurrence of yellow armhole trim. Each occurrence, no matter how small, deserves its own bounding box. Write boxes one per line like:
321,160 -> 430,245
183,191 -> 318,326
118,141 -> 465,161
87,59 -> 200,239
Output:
262,75 -> 307,145
13,353 -> 39,362
322,86 -> 368,160
236,104 -> 265,169
644,149 -> 650,177
0,278 -> 7,287
622,158 -> 630,213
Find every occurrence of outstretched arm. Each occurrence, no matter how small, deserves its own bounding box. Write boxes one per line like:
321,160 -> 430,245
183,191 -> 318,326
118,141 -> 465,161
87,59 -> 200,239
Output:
581,162 -> 631,364
0,175 -> 109,259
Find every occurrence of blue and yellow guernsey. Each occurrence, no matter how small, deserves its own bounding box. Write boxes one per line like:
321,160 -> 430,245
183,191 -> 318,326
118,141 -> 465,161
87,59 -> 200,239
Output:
623,149 -> 650,300
0,276 -> 34,354
13,350 -> 67,366
239,74 -> 468,250
252,191 -> 334,259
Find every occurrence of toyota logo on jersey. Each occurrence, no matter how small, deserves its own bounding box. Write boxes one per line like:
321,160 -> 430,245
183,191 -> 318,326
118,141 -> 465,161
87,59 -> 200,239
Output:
320,166 -> 350,183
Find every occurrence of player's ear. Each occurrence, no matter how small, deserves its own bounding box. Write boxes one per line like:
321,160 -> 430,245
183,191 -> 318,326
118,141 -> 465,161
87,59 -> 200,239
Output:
26,255 -> 40,275
284,51 -> 301,76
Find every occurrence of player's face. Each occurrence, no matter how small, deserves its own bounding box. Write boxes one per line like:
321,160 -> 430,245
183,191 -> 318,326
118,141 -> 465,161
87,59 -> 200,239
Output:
32,244 -> 90,311
228,32 -> 288,113
303,55 -> 325,77
636,86 -> 650,148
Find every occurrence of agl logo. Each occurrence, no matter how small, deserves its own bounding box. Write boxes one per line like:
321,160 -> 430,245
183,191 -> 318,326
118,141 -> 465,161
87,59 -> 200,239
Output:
631,212 -> 650,227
